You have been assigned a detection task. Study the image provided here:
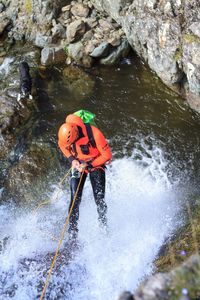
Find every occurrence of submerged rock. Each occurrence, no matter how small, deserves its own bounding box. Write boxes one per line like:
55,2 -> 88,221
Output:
62,65 -> 95,100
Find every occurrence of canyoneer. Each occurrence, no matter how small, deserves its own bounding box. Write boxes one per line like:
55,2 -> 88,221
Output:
58,110 -> 112,239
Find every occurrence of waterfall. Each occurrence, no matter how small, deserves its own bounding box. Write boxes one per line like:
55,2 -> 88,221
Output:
0,144 -> 181,300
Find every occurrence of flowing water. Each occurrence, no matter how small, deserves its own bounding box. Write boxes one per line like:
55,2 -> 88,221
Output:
1,54 -> 200,299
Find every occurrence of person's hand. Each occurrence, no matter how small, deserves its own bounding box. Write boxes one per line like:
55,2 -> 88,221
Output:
72,160 -> 80,170
77,163 -> 87,172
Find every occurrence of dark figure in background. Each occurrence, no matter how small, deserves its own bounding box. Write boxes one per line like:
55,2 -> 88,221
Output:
18,61 -> 32,102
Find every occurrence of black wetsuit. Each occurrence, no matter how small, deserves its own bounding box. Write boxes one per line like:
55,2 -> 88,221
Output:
68,167 -> 107,237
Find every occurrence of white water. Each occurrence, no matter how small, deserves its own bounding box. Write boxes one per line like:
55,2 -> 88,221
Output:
0,146 -> 181,300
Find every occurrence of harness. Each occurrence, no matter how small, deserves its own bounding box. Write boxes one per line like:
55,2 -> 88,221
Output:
71,123 -> 97,157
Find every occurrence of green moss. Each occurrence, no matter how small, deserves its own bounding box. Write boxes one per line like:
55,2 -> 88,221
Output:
183,34 -> 200,44
168,256 -> 200,299
155,199 -> 200,273
24,0 -> 32,14
174,47 -> 183,61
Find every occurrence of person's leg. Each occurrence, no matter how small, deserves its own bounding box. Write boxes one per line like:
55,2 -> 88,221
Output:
68,170 -> 87,238
89,168 -> 107,228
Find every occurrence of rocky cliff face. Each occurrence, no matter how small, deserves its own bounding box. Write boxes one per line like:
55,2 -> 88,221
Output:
1,0 -> 200,109
91,0 -> 200,110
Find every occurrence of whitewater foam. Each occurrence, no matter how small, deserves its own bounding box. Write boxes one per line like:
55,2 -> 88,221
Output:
0,147 -> 181,299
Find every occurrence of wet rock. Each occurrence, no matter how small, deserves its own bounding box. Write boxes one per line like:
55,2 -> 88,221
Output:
67,19 -> 86,43
90,41 -> 110,58
132,254 -> 200,300
4,143 -> 61,204
118,291 -> 134,300
100,39 -> 130,65
41,46 -> 66,66
71,3 -> 90,18
134,273 -> 171,300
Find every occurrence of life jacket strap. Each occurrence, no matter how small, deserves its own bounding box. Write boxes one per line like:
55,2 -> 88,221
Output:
85,123 -> 96,148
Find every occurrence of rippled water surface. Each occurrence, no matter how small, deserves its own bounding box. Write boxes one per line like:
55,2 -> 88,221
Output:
1,54 -> 200,299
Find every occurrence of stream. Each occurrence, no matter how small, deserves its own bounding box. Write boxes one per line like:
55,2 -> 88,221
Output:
1,53 -> 200,299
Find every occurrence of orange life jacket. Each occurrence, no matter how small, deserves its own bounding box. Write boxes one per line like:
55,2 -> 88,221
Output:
58,114 -> 112,168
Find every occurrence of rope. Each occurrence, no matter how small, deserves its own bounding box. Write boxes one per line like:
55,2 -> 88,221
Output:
39,171 -> 85,300
33,168 -> 72,215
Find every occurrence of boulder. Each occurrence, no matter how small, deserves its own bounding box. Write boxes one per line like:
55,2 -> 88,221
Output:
35,33 -> 53,48
90,41 -> 110,58
67,41 -> 93,67
133,255 -> 200,300
66,19 -> 86,43
100,39 -> 130,65
3,143 -> 61,204
41,47 -> 66,66
71,3 -> 90,18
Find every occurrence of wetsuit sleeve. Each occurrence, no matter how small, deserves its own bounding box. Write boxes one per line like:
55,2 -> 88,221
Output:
91,128 -> 112,167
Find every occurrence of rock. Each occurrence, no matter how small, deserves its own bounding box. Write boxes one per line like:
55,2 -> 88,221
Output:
71,3 -> 90,18
86,17 -> 98,28
61,5 -> 71,12
67,41 -> 93,67
183,38 -> 200,95
0,13 -> 11,35
133,254 -> 200,300
91,0 -> 200,106
99,19 -> 114,30
51,22 -> 66,40
107,35 -> 121,46
100,39 -> 130,65
0,2 -> 5,13
4,143 -> 61,204
189,22 -> 200,39
35,33 -> 53,48
67,41 -> 84,62
41,47 -> 66,66
134,273 -> 171,300
90,41 -> 110,57
85,41 -> 95,54
83,29 -> 94,40
118,291 -> 134,300
67,19 -> 86,43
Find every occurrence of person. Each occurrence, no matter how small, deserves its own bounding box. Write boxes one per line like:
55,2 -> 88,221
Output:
58,110 -> 112,239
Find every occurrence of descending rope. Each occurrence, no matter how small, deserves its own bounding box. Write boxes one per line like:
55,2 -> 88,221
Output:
39,171 -> 85,300
33,168 -> 72,215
